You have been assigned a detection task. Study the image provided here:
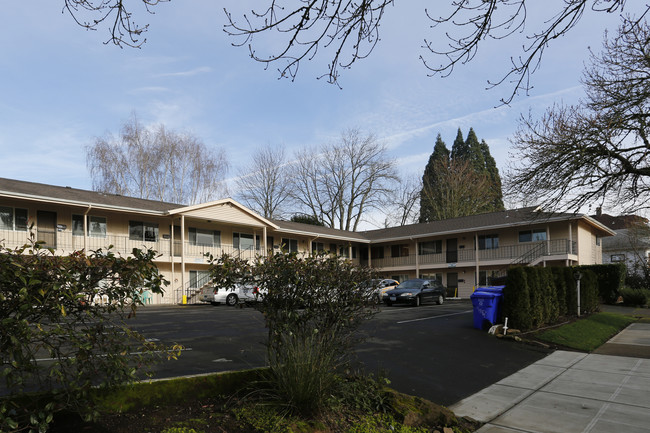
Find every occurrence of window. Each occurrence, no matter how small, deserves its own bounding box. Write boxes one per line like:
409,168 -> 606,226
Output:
312,242 -> 325,253
74,215 -> 107,237
233,232 -> 260,251
421,273 -> 442,283
418,240 -> 442,255
371,246 -> 384,259
0,206 -> 28,231
391,244 -> 409,258
281,238 -> 299,253
478,234 -> 499,250
189,228 -> 221,247
519,229 -> 547,243
610,254 -> 626,262
189,270 -> 211,289
129,221 -> 159,242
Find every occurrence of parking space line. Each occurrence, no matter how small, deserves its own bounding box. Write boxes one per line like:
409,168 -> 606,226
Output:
397,310 -> 473,324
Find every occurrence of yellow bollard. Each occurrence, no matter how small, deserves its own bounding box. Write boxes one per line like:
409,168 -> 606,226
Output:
182,295 -> 187,305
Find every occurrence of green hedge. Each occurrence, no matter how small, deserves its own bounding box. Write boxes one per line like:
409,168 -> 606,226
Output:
503,265 -> 600,331
579,263 -> 626,304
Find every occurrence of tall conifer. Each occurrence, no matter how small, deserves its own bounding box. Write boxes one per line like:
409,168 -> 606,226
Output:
419,134 -> 450,223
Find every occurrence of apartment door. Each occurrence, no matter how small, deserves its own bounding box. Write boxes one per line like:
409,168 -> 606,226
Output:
446,238 -> 458,263
173,225 -> 182,256
37,211 -> 57,249
446,272 -> 458,297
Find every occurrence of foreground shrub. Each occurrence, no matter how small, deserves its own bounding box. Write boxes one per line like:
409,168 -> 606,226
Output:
0,238 -> 179,433
208,251 -> 379,415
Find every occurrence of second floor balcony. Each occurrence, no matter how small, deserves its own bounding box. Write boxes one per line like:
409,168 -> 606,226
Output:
362,239 -> 577,270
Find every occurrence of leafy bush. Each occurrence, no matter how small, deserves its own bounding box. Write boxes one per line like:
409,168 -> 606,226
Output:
551,267 -> 568,316
207,251 -> 379,415
0,238 -> 178,433
619,287 -> 649,306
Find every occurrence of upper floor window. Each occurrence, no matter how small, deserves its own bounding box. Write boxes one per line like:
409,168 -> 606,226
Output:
129,221 -> 159,242
519,229 -> 547,243
312,241 -> 325,254
391,244 -> 409,258
281,238 -> 299,253
72,215 -> 107,238
0,206 -> 28,231
371,246 -> 385,259
478,234 -> 499,250
610,254 -> 625,262
189,228 -> 220,247
233,232 -> 260,251
419,240 -> 442,255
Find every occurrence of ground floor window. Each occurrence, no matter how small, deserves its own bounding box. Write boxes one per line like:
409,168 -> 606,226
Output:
479,270 -> 502,286
391,274 -> 410,283
420,273 -> 443,283
189,270 -> 212,289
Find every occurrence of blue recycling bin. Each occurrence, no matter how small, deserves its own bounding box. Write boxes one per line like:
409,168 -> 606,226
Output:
470,290 -> 503,330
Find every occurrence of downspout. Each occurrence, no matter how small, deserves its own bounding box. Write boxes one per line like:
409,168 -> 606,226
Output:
475,232 -> 479,290
181,214 -> 186,301
263,226 -> 267,257
170,220 -> 175,302
308,235 -> 320,256
410,237 -> 419,278
83,204 -> 92,251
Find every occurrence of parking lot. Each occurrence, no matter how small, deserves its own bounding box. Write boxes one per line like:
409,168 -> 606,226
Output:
129,300 -> 550,406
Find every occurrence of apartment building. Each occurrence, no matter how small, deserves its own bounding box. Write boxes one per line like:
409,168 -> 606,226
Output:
0,177 -> 614,303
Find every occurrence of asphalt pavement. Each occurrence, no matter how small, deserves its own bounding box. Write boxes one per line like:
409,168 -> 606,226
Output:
451,306 -> 650,433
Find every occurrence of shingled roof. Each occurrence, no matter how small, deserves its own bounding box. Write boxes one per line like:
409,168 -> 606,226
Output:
0,177 -> 181,213
361,206 -> 614,241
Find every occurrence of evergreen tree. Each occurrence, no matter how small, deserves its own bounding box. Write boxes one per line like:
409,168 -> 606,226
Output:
419,134 -> 450,223
480,139 -> 505,211
419,128 -> 504,222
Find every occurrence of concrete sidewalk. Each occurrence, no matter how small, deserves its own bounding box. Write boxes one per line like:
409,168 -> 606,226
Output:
451,317 -> 650,433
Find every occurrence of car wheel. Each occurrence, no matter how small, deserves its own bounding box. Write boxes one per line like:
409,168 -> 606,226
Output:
414,296 -> 421,307
226,294 -> 238,306
436,295 -> 444,305
375,294 -> 382,305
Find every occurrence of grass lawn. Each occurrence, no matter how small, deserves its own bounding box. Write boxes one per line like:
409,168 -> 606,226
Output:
535,312 -> 636,352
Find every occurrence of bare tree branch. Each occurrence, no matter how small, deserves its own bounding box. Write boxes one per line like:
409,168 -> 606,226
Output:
506,16 -> 650,213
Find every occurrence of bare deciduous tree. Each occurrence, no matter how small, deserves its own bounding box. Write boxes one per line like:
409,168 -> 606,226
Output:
420,158 -> 495,221
235,145 -> 293,219
506,17 -> 650,214
86,113 -> 229,205
292,129 -> 398,231
384,174 -> 421,227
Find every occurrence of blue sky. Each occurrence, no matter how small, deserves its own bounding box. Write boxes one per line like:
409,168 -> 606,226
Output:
0,2 -> 643,227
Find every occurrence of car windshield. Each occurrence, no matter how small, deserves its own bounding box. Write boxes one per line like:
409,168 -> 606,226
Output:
396,280 -> 423,290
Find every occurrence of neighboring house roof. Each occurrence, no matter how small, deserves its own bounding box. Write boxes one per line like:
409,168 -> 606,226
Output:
591,213 -> 649,230
361,207 -> 615,242
602,227 -> 650,251
0,177 -> 180,214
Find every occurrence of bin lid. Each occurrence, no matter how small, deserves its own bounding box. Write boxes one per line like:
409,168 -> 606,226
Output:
470,291 -> 497,298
